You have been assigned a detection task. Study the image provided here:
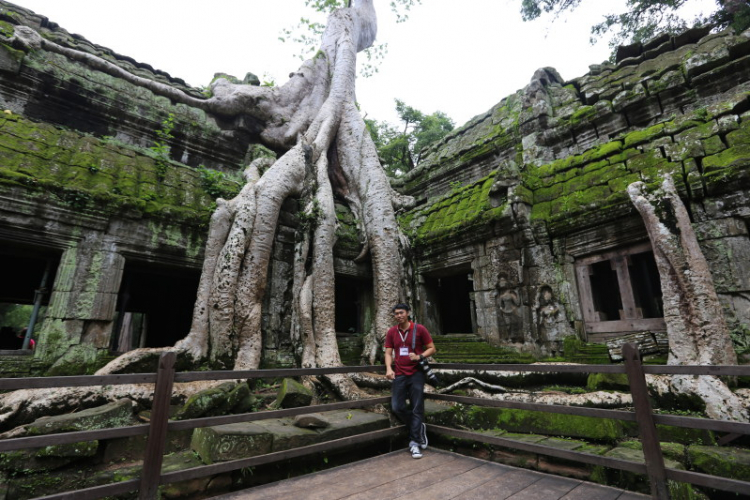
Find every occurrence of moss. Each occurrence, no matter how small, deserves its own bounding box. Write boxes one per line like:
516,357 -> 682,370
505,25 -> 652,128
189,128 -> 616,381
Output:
569,105 -> 597,126
563,336 -> 611,364
402,172 -> 502,246
624,123 -> 666,148
701,143 -> 750,189
466,407 -> 625,442
586,372 -> 629,391
0,114 -> 217,227
688,445 -> 750,480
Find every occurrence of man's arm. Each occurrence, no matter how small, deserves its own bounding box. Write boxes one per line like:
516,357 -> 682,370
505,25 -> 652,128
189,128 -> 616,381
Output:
410,342 -> 436,361
385,347 -> 395,380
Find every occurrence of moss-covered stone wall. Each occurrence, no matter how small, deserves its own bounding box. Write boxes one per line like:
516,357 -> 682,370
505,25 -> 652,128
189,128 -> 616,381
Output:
400,26 -> 750,358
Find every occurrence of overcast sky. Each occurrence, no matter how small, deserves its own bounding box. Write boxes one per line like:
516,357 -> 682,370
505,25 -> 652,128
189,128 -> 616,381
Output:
9,0 -> 716,127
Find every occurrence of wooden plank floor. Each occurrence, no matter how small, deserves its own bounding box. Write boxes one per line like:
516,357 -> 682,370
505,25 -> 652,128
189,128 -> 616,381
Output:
210,449 -> 650,500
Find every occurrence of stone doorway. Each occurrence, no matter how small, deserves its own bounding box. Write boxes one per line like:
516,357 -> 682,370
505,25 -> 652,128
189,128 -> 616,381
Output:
111,261 -> 200,352
335,275 -> 370,334
423,270 -> 475,335
0,244 -> 61,351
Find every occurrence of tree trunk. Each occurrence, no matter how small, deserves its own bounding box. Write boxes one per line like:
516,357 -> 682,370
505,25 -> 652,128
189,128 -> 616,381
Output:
628,175 -> 747,421
1,0 -> 408,424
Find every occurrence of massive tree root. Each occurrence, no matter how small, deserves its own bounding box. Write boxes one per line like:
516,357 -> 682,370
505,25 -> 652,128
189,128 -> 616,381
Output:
628,175 -> 748,422
0,0 -> 409,425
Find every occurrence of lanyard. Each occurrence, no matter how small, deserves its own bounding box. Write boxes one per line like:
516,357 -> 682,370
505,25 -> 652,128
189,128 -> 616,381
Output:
398,323 -> 411,344
397,322 -> 418,349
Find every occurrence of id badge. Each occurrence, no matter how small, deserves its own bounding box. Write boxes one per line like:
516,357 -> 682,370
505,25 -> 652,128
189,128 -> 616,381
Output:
399,347 -> 409,357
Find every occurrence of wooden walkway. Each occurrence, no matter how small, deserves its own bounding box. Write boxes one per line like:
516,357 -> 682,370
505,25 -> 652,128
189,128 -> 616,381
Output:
210,449 -> 650,500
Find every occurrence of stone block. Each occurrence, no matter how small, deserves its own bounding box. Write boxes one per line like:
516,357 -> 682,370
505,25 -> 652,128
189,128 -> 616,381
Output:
0,43 -> 24,74
191,422 -> 273,464
174,382 -> 237,420
700,236 -> 750,292
253,418 -> 319,451
0,441 -> 98,473
20,398 -> 134,436
315,409 -> 389,442
685,44 -> 731,78
275,378 -> 313,408
464,407 -> 626,441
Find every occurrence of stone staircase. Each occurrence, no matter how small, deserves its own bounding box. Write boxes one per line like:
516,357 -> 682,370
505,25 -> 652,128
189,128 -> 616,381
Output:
432,334 -> 536,364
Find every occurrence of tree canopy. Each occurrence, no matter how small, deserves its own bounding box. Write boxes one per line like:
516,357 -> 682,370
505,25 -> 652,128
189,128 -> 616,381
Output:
520,0 -> 750,50
366,99 -> 455,177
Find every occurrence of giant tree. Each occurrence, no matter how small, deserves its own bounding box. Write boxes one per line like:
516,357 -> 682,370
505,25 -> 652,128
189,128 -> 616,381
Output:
0,0 -> 419,425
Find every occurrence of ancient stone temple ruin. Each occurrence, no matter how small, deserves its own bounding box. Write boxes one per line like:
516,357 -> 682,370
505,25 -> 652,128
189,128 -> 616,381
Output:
1,0 -> 749,377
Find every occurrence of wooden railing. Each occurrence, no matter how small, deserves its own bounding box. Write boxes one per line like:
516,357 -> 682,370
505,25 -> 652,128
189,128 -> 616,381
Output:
429,344 -> 750,499
0,355 -> 399,500
0,343 -> 748,499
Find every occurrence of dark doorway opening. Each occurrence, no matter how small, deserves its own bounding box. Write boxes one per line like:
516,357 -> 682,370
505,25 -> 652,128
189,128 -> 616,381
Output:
335,276 -> 366,333
425,271 -> 474,334
112,261 -> 200,352
629,251 -> 663,318
588,260 -> 623,321
0,244 -> 60,351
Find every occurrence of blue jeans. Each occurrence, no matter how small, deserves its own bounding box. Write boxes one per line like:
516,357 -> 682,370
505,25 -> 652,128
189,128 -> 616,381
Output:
391,370 -> 426,447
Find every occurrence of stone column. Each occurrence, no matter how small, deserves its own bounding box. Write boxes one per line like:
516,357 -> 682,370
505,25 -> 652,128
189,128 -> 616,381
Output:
36,232 -> 125,373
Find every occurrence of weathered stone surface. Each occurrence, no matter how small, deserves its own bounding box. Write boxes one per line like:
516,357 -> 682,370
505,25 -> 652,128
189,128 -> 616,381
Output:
253,418 -> 319,451
191,409 -> 387,465
173,382 -> 247,420
688,445 -> 750,480
0,440 -> 98,473
463,406 -> 626,441
191,422 -> 273,464
274,378 -> 313,409
593,444 -> 686,494
8,398 -> 134,437
314,409 -> 389,441
293,413 -> 331,429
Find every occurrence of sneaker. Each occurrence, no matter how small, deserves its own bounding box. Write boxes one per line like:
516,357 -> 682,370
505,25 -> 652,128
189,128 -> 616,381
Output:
419,422 -> 428,450
410,445 -> 423,459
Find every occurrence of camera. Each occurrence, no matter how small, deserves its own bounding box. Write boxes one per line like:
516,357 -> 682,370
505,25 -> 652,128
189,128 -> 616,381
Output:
418,357 -> 440,387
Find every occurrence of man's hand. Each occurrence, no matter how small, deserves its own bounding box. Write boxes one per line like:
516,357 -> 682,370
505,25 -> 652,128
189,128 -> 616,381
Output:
386,368 -> 395,380
408,352 -> 421,361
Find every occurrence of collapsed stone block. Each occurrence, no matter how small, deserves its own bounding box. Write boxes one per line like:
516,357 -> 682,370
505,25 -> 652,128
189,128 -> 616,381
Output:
274,378 -> 313,408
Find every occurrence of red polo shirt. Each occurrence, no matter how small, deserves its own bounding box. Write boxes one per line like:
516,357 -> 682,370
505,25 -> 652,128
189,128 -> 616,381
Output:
385,322 -> 433,376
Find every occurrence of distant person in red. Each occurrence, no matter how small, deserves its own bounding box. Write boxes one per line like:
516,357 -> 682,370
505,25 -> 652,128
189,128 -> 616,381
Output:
385,303 -> 436,459
17,328 -> 35,350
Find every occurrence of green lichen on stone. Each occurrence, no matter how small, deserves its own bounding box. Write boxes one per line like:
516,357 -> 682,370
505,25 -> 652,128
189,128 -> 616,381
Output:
401,171 -> 505,246
688,445 -> 750,480
334,202 -> 361,253
46,344 -> 114,376
0,113 -> 219,226
624,123 -> 666,148
275,378 -> 313,408
568,105 -> 597,126
562,336 -> 611,364
464,406 -> 625,442
586,372 -> 629,391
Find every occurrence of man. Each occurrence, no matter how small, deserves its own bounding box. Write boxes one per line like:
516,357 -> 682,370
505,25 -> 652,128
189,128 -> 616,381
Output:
385,303 -> 436,459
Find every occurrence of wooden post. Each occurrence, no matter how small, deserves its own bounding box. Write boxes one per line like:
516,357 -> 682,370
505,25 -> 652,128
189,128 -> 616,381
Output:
623,343 -> 670,499
139,351 -> 176,500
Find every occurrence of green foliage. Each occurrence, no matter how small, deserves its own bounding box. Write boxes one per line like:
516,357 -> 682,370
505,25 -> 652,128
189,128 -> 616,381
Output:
367,99 -> 454,177
519,0 -> 750,52
730,323 -> 750,355
197,166 -> 242,200
279,0 -> 421,78
0,303 -> 34,330
149,113 -> 175,181
298,199 -> 324,233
